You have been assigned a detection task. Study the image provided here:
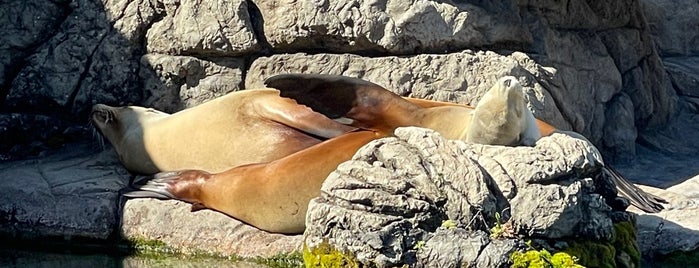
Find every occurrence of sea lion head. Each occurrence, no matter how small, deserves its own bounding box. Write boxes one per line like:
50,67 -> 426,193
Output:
466,76 -> 529,146
90,104 -> 166,149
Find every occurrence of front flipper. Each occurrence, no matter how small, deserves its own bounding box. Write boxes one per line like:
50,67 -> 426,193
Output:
265,73 -> 420,133
256,92 -> 357,139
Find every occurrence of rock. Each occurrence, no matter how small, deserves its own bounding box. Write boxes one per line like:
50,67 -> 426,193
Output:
253,0 -> 531,54
145,0 -> 259,56
640,0 -> 699,57
303,127 -> 628,267
0,113 -> 90,161
121,199 -> 302,258
0,143 -> 128,240
0,0 -> 69,94
5,0 -> 156,116
139,54 -> 245,112
632,176 -> 699,256
663,57 -> 699,98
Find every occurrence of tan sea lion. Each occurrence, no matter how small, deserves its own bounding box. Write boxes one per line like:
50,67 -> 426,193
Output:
91,89 -> 356,174
466,76 -> 541,146
126,74 -> 664,234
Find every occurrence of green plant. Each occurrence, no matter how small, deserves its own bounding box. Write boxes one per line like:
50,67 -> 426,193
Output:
303,241 -> 360,268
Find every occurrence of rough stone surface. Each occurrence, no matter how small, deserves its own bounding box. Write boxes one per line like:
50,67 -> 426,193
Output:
253,0 -> 531,54
5,0 -> 155,116
145,0 -> 259,56
632,177 -> 699,256
121,199 -> 302,258
303,127 -> 622,267
139,54 -> 246,113
0,143 -> 128,240
663,57 -> 699,99
640,0 -> 699,57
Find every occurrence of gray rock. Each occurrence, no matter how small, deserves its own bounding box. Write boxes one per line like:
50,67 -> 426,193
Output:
0,143 -> 128,240
632,176 -> 699,256
139,54 -> 245,112
0,0 -> 69,91
640,0 -> 699,57
304,127 -> 620,267
6,0 -> 156,115
254,0 -> 531,54
145,0 -> 259,56
663,57 -> 699,98
121,199 -> 302,258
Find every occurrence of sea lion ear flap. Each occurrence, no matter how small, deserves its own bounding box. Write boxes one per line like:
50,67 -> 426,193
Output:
264,73 -> 386,119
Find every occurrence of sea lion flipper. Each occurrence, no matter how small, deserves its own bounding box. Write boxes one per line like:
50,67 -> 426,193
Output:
191,203 -> 207,212
256,93 -> 357,139
265,73 -> 420,133
606,166 -> 667,213
122,170 -> 210,205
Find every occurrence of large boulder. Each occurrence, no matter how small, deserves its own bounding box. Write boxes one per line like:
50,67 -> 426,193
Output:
304,127 -> 635,267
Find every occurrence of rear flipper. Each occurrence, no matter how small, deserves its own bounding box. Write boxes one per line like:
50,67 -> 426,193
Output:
265,73 -> 420,132
606,166 -> 667,213
122,170 -> 211,211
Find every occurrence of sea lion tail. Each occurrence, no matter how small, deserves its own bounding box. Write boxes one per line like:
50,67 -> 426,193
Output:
606,166 -> 667,213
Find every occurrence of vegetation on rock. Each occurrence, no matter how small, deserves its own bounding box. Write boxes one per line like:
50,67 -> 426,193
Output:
303,241 -> 359,268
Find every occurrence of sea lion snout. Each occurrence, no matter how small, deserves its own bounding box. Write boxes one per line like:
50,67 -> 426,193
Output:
499,76 -> 520,90
90,104 -> 118,128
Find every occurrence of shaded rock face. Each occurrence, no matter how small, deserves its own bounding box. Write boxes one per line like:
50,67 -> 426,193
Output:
304,127 -> 624,267
0,0 -> 682,162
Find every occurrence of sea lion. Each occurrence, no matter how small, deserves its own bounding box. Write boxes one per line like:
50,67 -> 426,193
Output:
130,130 -> 382,233
91,89 -> 355,174
126,74 -> 664,234
466,76 -> 541,146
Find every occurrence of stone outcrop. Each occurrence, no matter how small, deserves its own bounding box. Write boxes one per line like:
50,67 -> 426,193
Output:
303,127 -> 631,267
0,144 -> 126,240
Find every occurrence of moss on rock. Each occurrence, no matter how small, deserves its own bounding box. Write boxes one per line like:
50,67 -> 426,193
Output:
303,241 -> 359,268
558,221 -> 640,268
510,248 -> 584,268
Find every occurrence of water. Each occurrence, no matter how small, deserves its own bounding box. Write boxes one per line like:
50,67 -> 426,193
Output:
0,243 -> 281,268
